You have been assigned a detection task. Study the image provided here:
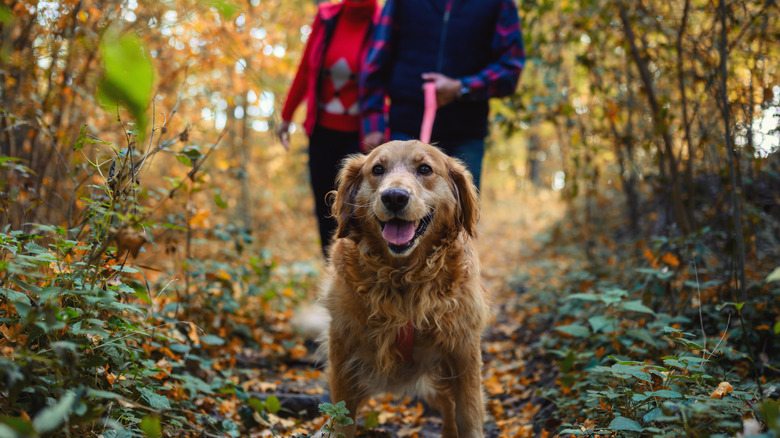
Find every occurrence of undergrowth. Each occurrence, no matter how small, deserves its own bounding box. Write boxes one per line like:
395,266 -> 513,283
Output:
0,121 -> 315,436
520,188 -> 780,437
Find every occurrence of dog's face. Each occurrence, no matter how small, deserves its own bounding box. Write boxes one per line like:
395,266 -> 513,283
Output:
333,140 -> 479,257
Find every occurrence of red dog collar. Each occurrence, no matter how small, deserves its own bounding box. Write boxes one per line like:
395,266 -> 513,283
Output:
396,322 -> 415,362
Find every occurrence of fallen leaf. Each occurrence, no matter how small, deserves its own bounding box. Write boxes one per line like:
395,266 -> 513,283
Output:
289,344 -> 308,360
661,252 -> 680,267
189,210 -> 210,227
106,365 -> 117,386
710,381 -> 733,399
484,374 -> 504,396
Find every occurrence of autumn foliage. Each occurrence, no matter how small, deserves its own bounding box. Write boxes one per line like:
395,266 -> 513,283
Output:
1,0 -> 779,437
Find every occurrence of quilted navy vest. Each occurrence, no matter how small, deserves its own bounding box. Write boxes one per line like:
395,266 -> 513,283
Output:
388,0 -> 501,142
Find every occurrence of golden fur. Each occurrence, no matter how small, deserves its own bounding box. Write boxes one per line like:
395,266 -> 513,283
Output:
318,140 -> 489,438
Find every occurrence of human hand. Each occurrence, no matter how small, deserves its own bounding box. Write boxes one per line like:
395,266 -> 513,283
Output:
362,131 -> 385,152
276,120 -> 291,150
421,72 -> 462,107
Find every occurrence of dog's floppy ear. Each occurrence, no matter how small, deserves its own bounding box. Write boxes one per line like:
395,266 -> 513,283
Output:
331,153 -> 368,239
448,157 -> 480,237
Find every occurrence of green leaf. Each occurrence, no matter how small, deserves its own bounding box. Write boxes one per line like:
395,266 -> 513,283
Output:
98,28 -> 154,137
248,398 -> 266,413
0,416 -> 35,436
199,0 -> 240,19
365,411 -> 379,429
74,124 -> 88,151
109,264 -> 140,273
138,387 -> 171,411
565,293 -> 601,301
86,388 -> 123,400
140,415 -> 161,438
318,403 -> 335,416
32,390 -> 78,434
73,125 -> 112,151
650,390 -> 682,399
176,154 -> 192,167
643,407 -> 663,423
767,267 -> 780,283
200,334 -> 225,346
214,193 -> 228,209
717,301 -> 745,312
588,315 -> 614,333
265,395 -> 281,414
555,324 -> 590,338
0,5 -> 11,24
621,300 -> 655,315
0,288 -> 30,307
609,415 -> 643,431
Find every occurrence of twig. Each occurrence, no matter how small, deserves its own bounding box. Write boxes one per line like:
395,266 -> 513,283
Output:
693,257 -> 707,353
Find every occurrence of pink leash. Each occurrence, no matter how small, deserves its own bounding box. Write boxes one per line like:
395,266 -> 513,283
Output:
420,81 -> 437,143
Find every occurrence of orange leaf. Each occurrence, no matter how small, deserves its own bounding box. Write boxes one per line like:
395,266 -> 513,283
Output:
484,374 -> 504,396
661,252 -> 680,267
289,344 -> 308,360
106,365 -> 117,386
189,210 -> 210,227
710,381 -> 733,399
644,248 -> 658,268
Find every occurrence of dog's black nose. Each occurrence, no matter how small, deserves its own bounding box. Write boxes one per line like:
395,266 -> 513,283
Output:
381,188 -> 410,212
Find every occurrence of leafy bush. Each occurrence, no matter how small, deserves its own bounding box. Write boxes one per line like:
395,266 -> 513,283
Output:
0,110 -> 316,436
522,212 -> 780,437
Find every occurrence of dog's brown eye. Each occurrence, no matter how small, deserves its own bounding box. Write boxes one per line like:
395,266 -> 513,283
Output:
417,164 -> 432,175
372,164 -> 385,175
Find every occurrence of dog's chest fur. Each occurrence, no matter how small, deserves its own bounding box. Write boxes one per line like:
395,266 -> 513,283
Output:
325,236 -> 482,381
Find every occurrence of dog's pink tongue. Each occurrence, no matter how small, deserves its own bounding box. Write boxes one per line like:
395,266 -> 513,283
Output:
382,220 -> 415,245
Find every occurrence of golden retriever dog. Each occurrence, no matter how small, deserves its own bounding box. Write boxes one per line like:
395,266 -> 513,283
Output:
317,140 -> 489,438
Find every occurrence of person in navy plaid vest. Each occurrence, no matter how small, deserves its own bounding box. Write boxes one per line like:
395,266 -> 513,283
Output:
360,0 -> 525,189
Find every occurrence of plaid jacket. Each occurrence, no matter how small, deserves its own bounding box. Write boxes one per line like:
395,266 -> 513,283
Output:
360,0 -> 525,139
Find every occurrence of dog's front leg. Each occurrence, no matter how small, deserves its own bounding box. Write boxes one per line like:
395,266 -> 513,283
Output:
327,340 -> 364,438
451,344 -> 486,438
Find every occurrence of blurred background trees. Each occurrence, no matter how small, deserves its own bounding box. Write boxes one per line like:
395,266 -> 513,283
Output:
1,0 -> 777,250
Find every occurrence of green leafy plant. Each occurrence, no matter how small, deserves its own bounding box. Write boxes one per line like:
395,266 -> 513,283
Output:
318,401 -> 354,438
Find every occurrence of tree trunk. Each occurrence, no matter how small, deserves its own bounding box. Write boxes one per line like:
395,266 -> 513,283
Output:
717,0 -> 747,303
618,1 -> 691,235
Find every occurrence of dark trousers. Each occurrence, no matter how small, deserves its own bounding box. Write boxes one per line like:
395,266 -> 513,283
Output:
309,126 -> 361,256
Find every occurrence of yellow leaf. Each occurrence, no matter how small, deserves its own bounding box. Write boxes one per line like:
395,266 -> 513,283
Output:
78,11 -> 88,22
215,269 -> 231,281
189,210 -> 210,227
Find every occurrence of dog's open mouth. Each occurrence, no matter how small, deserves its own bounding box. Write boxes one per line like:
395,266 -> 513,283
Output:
379,212 -> 434,253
